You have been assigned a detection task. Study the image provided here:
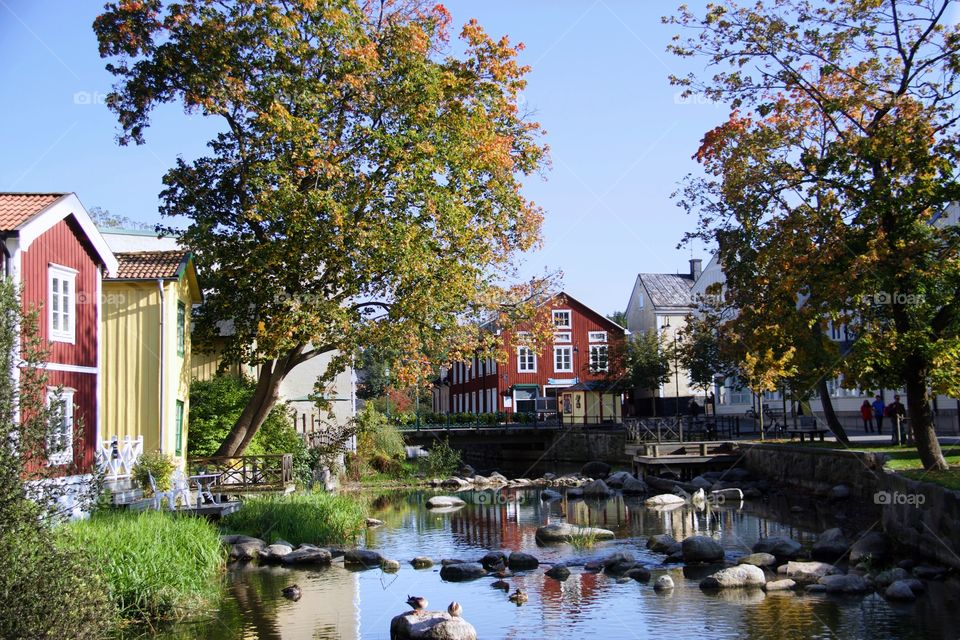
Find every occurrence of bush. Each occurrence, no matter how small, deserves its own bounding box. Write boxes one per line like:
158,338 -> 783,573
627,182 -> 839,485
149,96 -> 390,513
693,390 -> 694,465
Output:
189,374 -> 311,483
132,449 -> 176,494
221,491 -> 366,546
423,438 -> 462,477
61,511 -> 225,622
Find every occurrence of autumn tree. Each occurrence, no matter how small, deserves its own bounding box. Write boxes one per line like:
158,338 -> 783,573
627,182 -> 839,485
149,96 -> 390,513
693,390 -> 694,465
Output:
669,0 -> 960,469
625,331 -> 672,416
95,0 -> 548,456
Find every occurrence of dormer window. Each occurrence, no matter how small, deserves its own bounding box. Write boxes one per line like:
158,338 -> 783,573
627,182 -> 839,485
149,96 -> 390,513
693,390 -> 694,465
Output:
49,264 -> 76,343
552,309 -> 571,329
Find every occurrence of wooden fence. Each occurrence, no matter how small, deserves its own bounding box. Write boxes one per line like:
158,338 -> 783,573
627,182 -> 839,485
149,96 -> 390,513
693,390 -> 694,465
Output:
188,454 -> 293,492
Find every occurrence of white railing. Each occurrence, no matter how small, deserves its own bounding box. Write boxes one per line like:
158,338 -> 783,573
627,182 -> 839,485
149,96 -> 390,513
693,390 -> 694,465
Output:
95,436 -> 143,480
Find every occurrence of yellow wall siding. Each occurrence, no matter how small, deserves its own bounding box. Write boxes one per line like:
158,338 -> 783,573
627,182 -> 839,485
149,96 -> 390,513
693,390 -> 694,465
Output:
100,283 -> 162,452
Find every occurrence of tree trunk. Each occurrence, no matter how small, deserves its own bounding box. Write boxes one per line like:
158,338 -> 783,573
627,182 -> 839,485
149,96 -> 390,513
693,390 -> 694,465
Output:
903,357 -> 948,471
214,360 -> 286,457
815,379 -> 850,444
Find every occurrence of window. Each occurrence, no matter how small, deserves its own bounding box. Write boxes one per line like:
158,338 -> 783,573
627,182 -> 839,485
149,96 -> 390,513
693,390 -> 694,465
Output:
554,331 -> 571,343
46,388 -> 74,465
48,265 -> 77,343
175,400 -> 184,456
554,346 -> 573,372
589,345 -> 608,372
830,321 -> 843,341
638,293 -> 644,308
177,302 -> 186,357
517,346 -> 537,372
514,387 -> 537,413
552,309 -> 572,329
588,331 -> 607,343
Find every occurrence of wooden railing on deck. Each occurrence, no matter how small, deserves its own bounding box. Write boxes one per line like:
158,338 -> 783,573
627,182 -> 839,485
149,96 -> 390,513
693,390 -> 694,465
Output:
188,454 -> 293,491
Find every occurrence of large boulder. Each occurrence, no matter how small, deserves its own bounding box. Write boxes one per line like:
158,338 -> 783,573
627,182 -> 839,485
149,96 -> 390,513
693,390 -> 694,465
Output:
535,523 -> 615,544
229,537 -> 266,560
645,494 -> 686,507
601,552 -> 637,576
811,528 -> 850,562
874,567 -> 910,587
427,496 -> 466,509
849,531 -> 891,564
441,477 -> 472,490
389,611 -> 477,640
439,563 -> 487,582
411,556 -> 434,569
752,537 -> 802,560
737,553 -> 777,568
545,565 -> 571,581
885,580 -> 917,601
507,552 -> 539,571
700,564 -> 766,589
540,489 -> 562,502
479,551 -> 508,571
781,561 -> 841,585
647,534 -> 678,553
654,575 -> 675,591
280,545 -> 332,566
344,549 -> 385,569
581,479 -> 613,497
682,535 -> 725,564
605,471 -> 634,487
764,579 -> 796,592
581,461 -> 612,478
818,574 -> 872,593
625,567 -> 652,582
621,476 -> 649,495
260,543 -> 294,562
690,476 -> 714,490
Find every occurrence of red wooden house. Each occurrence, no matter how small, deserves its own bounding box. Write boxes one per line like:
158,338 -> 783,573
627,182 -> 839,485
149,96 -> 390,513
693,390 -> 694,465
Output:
0,193 -> 117,490
438,292 -> 626,424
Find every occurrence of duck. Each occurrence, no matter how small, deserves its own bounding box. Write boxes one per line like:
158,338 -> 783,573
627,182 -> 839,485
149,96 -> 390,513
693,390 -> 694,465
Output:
447,601 -> 462,618
491,579 -> 510,591
406,595 -> 428,613
281,584 -> 302,601
508,588 -> 528,604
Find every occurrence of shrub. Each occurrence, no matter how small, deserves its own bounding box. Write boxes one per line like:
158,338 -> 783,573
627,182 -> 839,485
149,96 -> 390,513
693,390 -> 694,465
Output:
61,511 -> 225,622
423,438 -> 462,477
133,449 -> 176,494
221,491 -> 366,546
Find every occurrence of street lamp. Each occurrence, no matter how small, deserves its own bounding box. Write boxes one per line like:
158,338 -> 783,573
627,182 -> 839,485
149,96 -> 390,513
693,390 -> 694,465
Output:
662,319 -> 683,442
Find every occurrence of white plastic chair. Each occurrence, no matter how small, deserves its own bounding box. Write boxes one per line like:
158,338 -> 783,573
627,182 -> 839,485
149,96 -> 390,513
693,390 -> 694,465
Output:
148,471 -> 174,510
169,468 -> 193,510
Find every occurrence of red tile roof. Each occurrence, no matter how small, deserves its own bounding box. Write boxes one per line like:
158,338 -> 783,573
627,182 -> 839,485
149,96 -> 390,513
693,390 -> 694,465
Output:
0,193 -> 67,231
110,250 -> 190,280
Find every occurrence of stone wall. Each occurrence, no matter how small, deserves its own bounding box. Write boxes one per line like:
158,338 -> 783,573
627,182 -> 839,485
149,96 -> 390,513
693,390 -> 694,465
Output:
741,443 -> 960,570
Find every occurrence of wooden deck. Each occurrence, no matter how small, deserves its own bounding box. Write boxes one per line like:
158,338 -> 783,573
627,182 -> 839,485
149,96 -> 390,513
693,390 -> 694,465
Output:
632,441 -> 742,480
188,453 -> 295,493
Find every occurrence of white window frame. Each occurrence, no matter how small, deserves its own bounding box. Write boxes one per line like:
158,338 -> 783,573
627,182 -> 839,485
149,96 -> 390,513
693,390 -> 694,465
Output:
554,331 -> 571,343
46,387 -> 74,466
552,309 -> 572,329
517,345 -> 537,373
589,344 -> 609,373
48,264 -> 77,344
553,345 -> 573,373
588,331 -> 607,343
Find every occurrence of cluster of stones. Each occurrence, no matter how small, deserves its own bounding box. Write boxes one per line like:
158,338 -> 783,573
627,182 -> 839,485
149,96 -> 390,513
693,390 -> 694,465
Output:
641,528 -> 947,602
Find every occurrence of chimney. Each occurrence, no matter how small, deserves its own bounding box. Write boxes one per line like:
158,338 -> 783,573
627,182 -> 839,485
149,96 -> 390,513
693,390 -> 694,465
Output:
690,258 -> 702,281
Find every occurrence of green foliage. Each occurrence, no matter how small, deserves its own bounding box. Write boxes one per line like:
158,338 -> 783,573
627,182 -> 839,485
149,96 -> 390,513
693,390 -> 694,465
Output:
0,279 -> 114,638
133,449 -> 176,494
567,529 -> 600,550
606,310 -> 628,329
221,491 -> 366,546
62,511 -> 225,622
422,438 -> 462,478
189,374 -> 311,482
625,331 -> 672,394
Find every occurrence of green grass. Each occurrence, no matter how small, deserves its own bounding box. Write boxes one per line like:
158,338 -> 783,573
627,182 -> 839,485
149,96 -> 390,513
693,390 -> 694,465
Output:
221,491 -> 366,546
568,529 -> 600,549
61,511 -> 225,623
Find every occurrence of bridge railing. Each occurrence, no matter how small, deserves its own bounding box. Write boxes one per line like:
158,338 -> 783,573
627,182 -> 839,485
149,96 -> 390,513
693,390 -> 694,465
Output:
624,416 -> 741,443
394,411 -> 626,431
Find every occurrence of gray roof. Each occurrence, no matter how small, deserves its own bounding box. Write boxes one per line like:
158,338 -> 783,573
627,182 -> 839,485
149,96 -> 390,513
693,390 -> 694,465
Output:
639,273 -> 694,308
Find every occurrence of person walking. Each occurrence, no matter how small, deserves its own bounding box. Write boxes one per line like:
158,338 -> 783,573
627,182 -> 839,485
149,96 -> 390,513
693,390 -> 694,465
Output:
860,400 -> 874,433
887,395 -> 907,444
872,395 -> 886,434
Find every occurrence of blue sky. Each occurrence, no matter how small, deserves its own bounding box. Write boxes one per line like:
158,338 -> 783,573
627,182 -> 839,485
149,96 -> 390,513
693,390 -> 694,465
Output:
0,0 -> 723,317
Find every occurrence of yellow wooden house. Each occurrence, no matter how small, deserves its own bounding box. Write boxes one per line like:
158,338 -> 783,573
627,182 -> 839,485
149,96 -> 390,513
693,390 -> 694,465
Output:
99,250 -> 202,466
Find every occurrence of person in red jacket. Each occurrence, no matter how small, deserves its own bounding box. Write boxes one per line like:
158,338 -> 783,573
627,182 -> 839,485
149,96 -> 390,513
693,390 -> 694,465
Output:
860,399 -> 874,433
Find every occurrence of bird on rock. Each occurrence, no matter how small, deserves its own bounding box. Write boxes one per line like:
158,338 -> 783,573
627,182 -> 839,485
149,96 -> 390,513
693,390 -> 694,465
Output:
406,595 -> 428,613
508,588 -> 528,604
281,584 -> 302,601
447,601 -> 462,618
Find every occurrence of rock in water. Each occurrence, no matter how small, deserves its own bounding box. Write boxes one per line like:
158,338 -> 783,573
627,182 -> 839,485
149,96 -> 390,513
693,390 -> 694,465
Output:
410,556 -> 434,569
621,476 -> 649,495
780,561 -> 841,585
811,528 -> 850,562
645,494 -> 686,506
545,565 -> 571,581
646,534 -> 677,553
389,611 -> 477,640
681,535 -> 725,564
439,563 -> 487,582
737,553 -> 777,568
507,552 -> 539,570
885,580 -> 917,601
535,523 -> 615,543
764,579 -> 796,592
752,537 -> 802,560
700,564 -> 766,589
280,545 -> 332,566
581,461 -> 612,478
654,575 -> 675,591
427,495 -> 466,509
581,479 -> 613,497
343,549 -> 384,568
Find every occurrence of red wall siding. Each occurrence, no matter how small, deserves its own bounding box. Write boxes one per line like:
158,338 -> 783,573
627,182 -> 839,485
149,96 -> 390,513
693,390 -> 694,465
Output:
45,369 -> 98,472
21,217 -> 99,367
447,293 -> 626,412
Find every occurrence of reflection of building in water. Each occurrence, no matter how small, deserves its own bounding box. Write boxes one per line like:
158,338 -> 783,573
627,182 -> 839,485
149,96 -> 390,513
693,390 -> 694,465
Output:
448,491 -> 547,551
272,567 -> 359,640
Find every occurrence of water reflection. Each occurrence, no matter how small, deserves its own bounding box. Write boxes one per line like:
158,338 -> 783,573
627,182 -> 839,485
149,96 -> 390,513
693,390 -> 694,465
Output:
148,488 -> 957,640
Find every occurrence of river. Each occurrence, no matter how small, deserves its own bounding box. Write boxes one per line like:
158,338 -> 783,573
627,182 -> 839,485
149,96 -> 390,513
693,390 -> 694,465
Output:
153,487 -> 957,639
